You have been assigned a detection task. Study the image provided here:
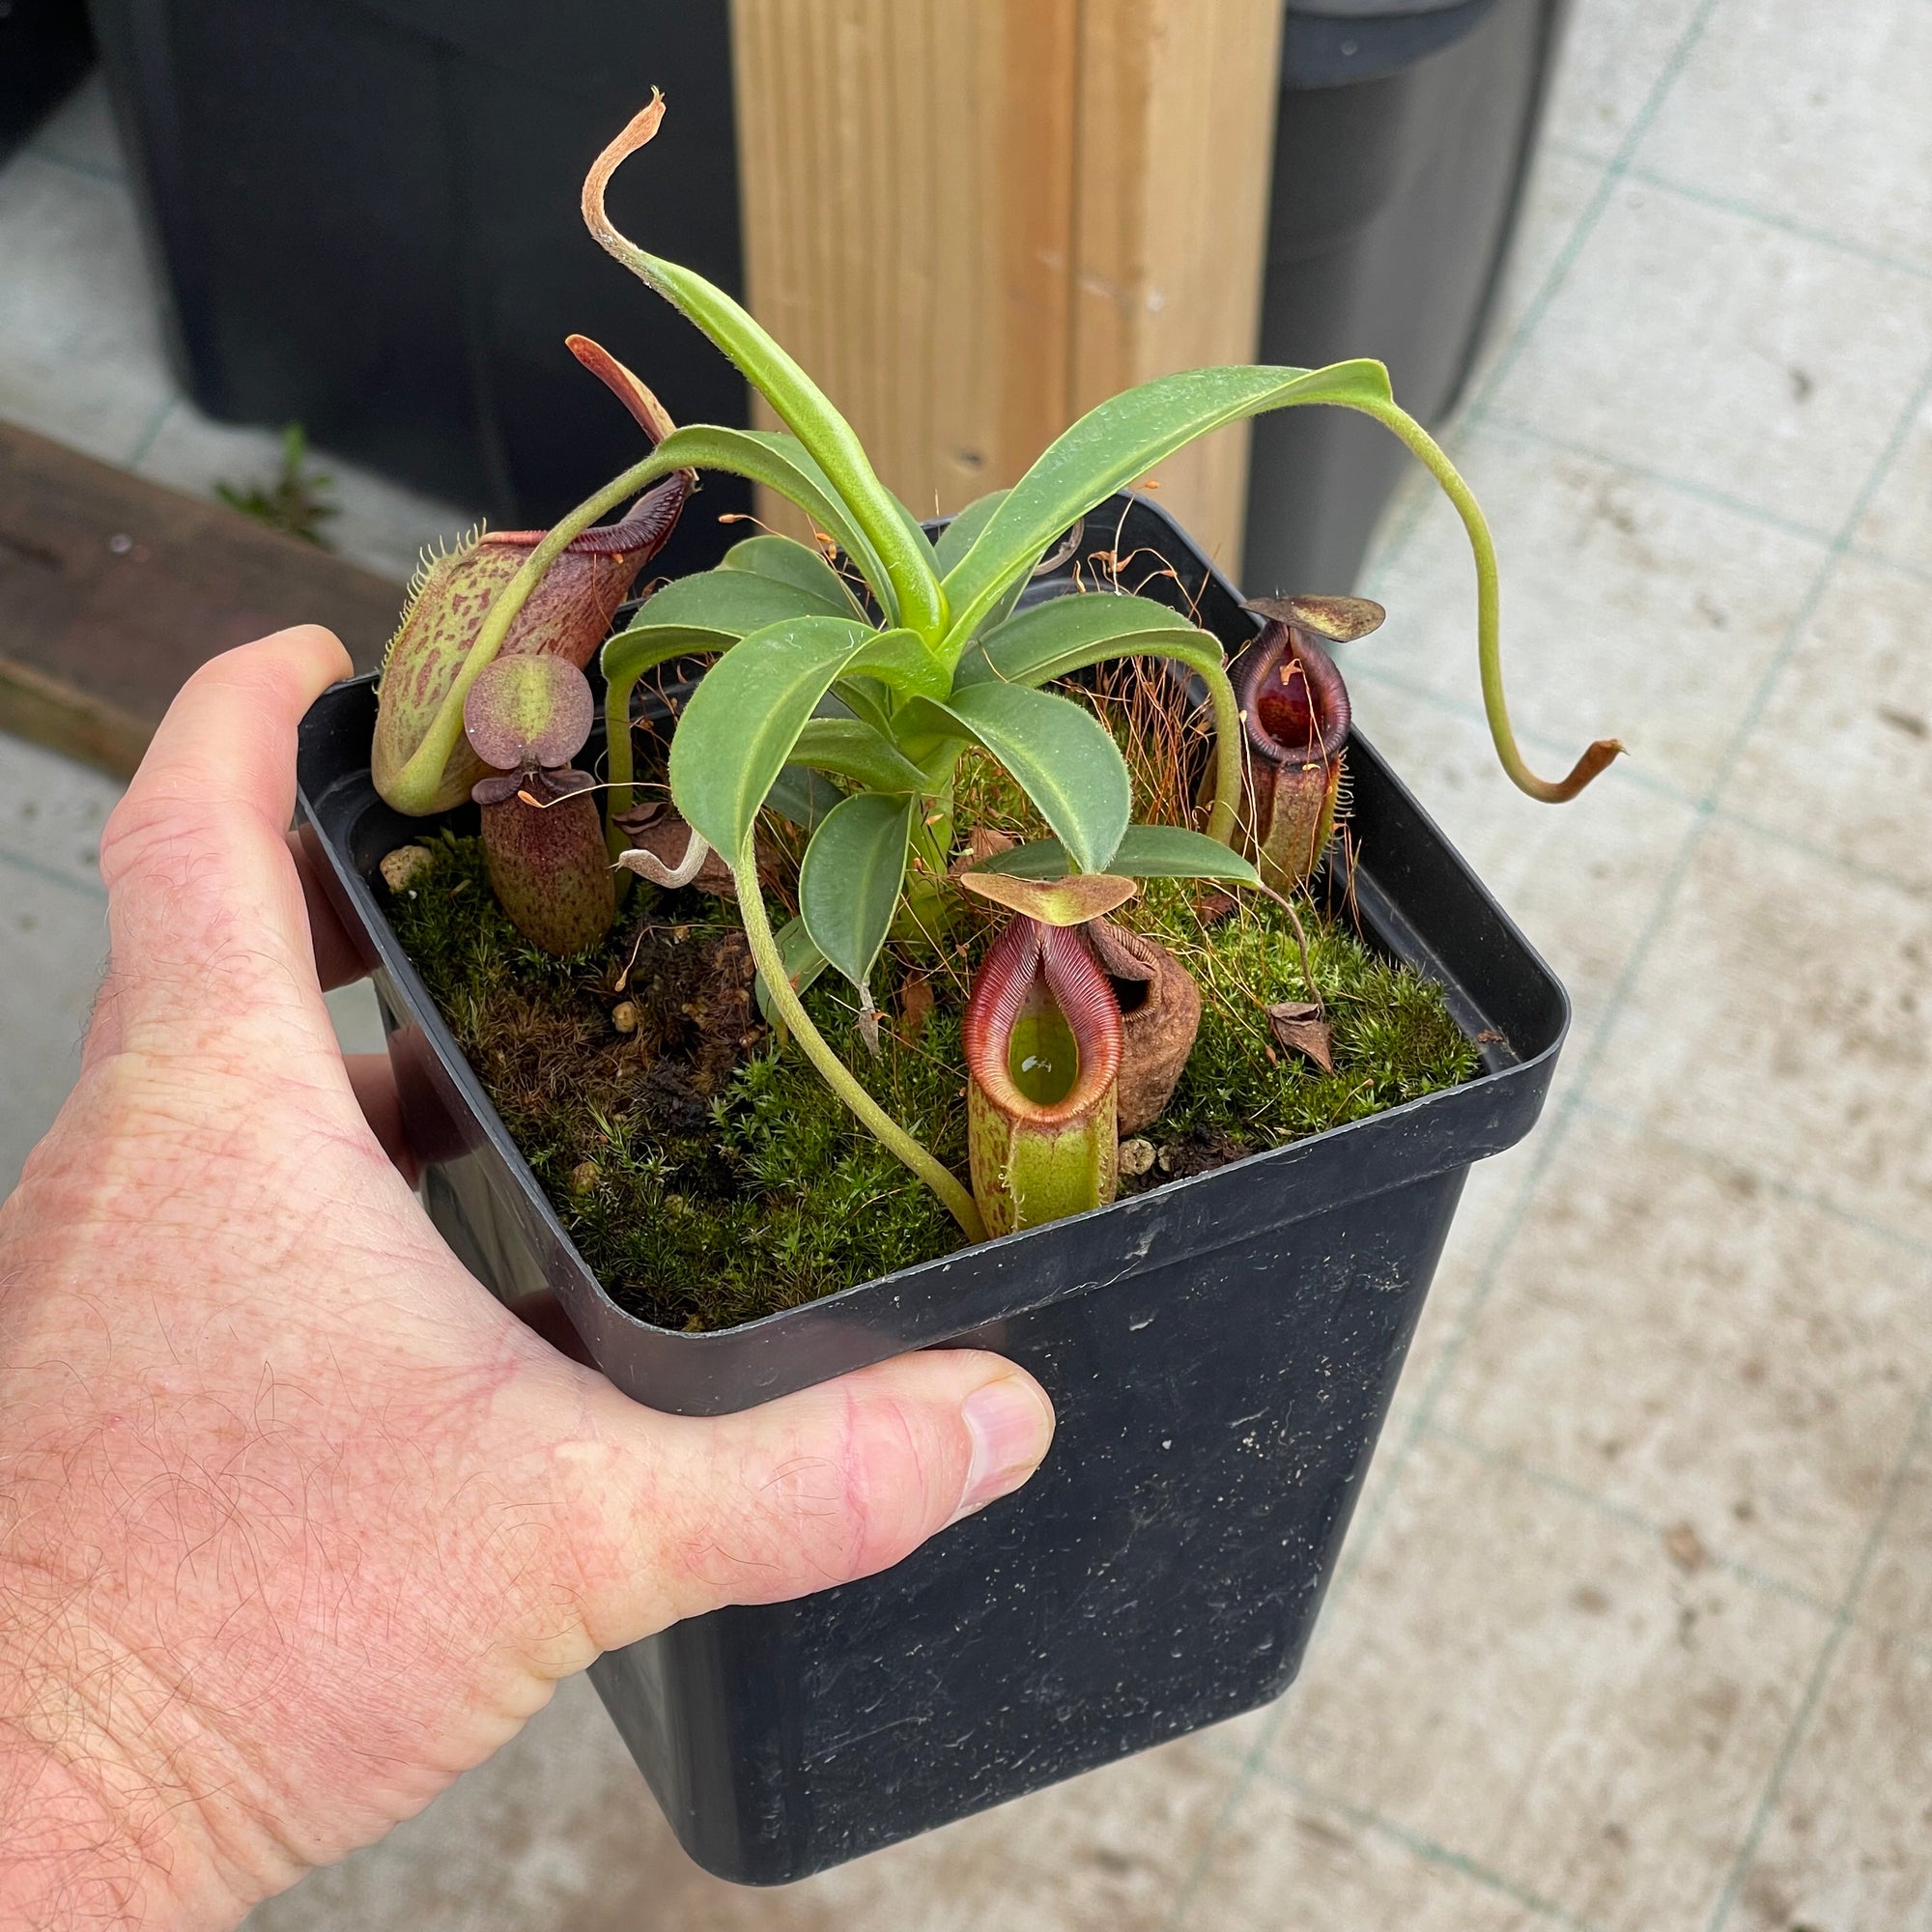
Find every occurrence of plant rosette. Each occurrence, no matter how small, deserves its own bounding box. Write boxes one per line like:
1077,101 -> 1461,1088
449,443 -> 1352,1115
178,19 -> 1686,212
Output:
364,90 -> 1615,1252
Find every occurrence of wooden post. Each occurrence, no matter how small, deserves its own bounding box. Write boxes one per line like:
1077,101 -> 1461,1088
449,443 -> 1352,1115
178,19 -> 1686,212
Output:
730,0 -> 1282,574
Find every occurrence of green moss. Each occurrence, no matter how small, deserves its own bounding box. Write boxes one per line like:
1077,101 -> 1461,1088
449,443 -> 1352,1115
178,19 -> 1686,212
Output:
1132,881 -> 1479,1154
384,820 -> 1476,1332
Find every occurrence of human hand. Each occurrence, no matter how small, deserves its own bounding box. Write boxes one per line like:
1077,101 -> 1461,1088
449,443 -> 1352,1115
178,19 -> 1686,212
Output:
0,629 -> 1055,1930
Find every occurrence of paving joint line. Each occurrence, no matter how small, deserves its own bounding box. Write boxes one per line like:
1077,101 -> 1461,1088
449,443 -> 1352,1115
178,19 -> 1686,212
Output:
1248,1762 -> 1608,1932
1848,542 -> 1932,588
1708,806 -> 1932,901
125,393 -> 178,470
1703,1368 -> 1932,1932
1474,412 -> 1841,546
1573,1096 -> 1932,1261
1422,1421 -> 1844,1620
12,145 -> 128,189
1618,161 -> 1932,285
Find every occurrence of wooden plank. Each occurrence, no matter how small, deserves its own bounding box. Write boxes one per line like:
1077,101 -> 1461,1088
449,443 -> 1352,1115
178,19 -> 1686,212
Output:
729,0 -> 1279,569
733,0 -> 1078,526
0,421 -> 406,778
1068,0 -> 1285,574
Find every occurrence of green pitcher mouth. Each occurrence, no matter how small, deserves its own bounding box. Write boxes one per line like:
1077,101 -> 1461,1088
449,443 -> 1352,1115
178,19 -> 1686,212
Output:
962,915 -> 1124,1234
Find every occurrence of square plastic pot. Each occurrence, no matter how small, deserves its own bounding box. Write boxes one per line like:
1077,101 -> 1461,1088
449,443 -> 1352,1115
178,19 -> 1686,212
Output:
295,496 -> 1567,1885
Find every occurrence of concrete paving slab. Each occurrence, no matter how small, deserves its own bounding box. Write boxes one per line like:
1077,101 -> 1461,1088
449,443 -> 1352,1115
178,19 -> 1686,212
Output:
1724,554 -> 1932,895
1272,1431 -> 1831,1932
1489,178 -> 1932,538
1589,819 -> 1932,1243
1641,0 -> 1932,277
1441,1109 -> 1932,1604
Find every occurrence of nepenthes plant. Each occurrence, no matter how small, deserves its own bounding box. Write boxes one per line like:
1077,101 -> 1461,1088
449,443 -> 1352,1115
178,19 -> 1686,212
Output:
370,94 -> 1619,1247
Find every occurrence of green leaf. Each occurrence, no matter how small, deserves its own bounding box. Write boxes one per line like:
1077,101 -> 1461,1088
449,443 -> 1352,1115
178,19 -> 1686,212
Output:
605,565 -> 846,668
586,136 -> 946,639
956,591 -> 1223,688
600,564 -> 864,830
766,766 -> 842,831
720,533 -> 860,612
844,627 -> 953,699
754,914 -> 831,1025
934,489 -> 1009,574
799,792 -> 915,989
906,681 -> 1131,875
958,591 -> 1248,849
668,614 -> 871,853
622,423 -> 900,617
980,824 -> 1264,886
888,491 -> 941,561
789,717 -> 929,794
828,676 -> 895,738
939,360 -> 1395,651
670,616 -> 933,856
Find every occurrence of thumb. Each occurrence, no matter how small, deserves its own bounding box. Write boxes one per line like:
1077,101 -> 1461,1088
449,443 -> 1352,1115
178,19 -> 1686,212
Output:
548,1350 -> 1057,1655
92,627 -> 355,1064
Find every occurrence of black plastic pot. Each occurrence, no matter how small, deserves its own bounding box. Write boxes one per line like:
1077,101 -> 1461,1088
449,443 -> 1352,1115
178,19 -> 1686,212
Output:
85,0 -> 748,570
1245,0 -> 1573,593
296,496 -> 1566,1884
1,1 -> 94,166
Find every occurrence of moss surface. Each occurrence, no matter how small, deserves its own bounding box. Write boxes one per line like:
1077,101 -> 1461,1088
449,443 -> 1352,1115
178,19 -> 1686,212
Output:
385,821 -> 1478,1332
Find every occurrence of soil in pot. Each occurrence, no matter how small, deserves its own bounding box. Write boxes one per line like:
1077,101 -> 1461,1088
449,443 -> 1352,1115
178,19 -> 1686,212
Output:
381,693 -> 1477,1331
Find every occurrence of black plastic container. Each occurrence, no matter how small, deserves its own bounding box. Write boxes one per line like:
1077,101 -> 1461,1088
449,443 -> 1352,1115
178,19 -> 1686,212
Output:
1,1 -> 94,165
85,0 -> 748,572
1244,0 -> 1572,593
296,497 -> 1566,1883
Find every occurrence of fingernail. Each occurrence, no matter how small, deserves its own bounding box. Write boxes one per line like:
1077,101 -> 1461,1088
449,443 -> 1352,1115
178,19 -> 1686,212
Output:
953,1375 -> 1055,1522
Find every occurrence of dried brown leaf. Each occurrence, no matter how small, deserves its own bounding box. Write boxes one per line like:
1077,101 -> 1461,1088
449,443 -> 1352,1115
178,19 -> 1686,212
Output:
1265,999 -> 1334,1072
949,826 -> 1017,875
898,976 -> 935,1041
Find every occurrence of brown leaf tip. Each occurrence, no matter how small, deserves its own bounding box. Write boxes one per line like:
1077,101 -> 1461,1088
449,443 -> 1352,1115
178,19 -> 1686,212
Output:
584,91 -> 667,242
1265,998 -> 1335,1073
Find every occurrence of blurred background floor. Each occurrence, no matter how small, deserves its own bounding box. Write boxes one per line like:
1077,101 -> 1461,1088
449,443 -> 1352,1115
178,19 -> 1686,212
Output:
3,0 -> 1930,1925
